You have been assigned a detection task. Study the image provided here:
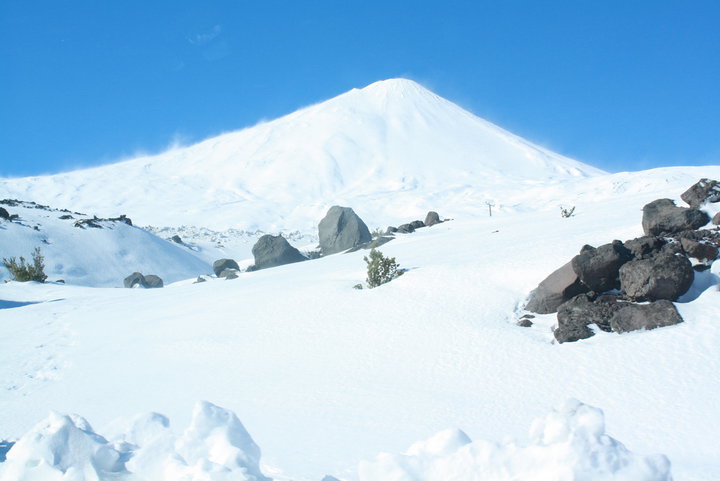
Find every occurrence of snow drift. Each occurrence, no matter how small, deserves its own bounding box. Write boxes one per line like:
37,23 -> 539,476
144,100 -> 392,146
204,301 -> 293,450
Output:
0,400 -> 671,481
358,399 -> 672,481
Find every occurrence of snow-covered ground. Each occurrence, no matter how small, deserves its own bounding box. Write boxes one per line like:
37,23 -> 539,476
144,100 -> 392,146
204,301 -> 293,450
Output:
1,170 -> 719,480
0,79 -> 718,480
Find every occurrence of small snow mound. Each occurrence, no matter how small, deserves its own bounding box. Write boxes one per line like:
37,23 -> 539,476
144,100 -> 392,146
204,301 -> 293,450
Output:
2,411 -> 125,480
358,399 -> 672,481
174,401 -> 270,481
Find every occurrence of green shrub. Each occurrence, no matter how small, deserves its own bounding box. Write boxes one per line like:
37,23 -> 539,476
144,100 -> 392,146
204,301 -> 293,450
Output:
364,248 -> 402,288
370,227 -> 385,239
2,247 -> 48,282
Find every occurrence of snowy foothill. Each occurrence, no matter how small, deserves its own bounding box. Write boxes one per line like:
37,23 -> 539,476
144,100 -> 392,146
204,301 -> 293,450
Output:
0,399 -> 672,481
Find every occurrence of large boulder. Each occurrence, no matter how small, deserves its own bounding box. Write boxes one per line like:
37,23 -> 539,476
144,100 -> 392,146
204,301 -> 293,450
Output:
571,240 -> 632,292
396,223 -> 415,234
525,261 -> 589,314
680,178 -> 720,208
251,234 -> 307,270
619,253 -> 694,301
0,207 -> 9,220
424,211 -> 441,227
641,199 -> 709,236
713,212 -> 720,225
318,206 -> 371,255
124,272 -> 146,288
213,259 -> 239,276
610,300 -> 683,333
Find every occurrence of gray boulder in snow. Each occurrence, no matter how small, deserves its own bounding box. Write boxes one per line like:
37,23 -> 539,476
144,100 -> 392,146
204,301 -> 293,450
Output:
213,259 -> 240,276
396,223 -> 415,234
641,199 -> 709,236
0,207 -> 9,220
318,206 -> 372,255
610,300 -> 683,333
525,261 -> 589,314
124,272 -> 146,288
619,253 -> 694,301
424,211 -> 441,226
409,220 -> 425,230
571,240 -> 632,293
143,275 -> 164,288
680,178 -> 720,208
252,234 -> 307,270
713,212 -> 720,225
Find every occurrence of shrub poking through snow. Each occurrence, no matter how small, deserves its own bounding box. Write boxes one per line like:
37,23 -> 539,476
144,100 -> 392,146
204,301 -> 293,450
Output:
560,205 -> 576,218
364,248 -> 402,288
2,247 -> 47,282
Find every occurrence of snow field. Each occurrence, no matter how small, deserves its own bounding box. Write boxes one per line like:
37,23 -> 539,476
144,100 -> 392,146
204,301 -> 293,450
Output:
1,178 -> 718,480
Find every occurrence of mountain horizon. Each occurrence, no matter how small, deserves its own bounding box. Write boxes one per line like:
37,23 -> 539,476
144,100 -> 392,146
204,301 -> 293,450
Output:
1,78 -> 605,230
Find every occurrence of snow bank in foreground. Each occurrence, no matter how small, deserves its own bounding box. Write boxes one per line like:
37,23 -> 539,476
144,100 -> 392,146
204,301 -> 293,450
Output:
0,401 -> 270,481
0,400 -> 671,481
358,399 -> 672,481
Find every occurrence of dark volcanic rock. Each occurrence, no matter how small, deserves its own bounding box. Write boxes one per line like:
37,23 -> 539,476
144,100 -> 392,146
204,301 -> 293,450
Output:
610,300 -> 683,333
213,259 -> 240,276
571,240 -> 632,292
252,234 -> 307,270
525,261 -> 589,314
143,275 -> 164,288
641,199 -> 709,236
396,223 -> 415,234
556,293 -> 625,336
0,207 -> 9,220
124,272 -> 146,288
713,212 -> 720,225
385,226 -> 398,235
318,206 -> 372,255
424,211 -> 441,227
170,235 -> 183,244
680,178 -> 720,208
680,238 -> 718,261
624,236 -> 665,260
619,253 -> 694,301
409,220 -> 425,230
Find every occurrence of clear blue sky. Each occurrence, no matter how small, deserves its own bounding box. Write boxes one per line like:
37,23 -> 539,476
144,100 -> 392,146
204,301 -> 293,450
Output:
2,0 -> 719,177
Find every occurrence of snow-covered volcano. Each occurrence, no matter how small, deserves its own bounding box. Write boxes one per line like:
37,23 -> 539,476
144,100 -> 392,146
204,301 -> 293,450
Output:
0,79 -> 604,231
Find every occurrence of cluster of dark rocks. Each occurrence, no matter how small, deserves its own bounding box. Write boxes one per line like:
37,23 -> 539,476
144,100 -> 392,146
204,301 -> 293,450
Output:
524,178 -> 720,343
385,210 -> 443,234
205,206 -> 445,281
123,272 -> 164,289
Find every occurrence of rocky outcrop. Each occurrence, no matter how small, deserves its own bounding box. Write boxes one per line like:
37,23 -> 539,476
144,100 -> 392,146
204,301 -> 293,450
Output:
0,207 -> 9,220
143,275 -> 164,288
619,253 -> 694,301
680,178 -> 720,208
318,206 -> 371,255
641,199 -> 709,236
571,241 -> 632,293
680,238 -> 718,261
525,261 -> 588,314
251,234 -> 306,270
609,301 -> 683,333
213,259 -> 239,276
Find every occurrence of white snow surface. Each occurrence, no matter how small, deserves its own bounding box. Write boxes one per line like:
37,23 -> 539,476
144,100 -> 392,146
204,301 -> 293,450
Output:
0,168 -> 719,481
0,79 -> 605,231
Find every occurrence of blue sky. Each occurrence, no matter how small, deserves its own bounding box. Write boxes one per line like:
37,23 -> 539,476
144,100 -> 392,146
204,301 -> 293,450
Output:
1,0 -> 718,177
